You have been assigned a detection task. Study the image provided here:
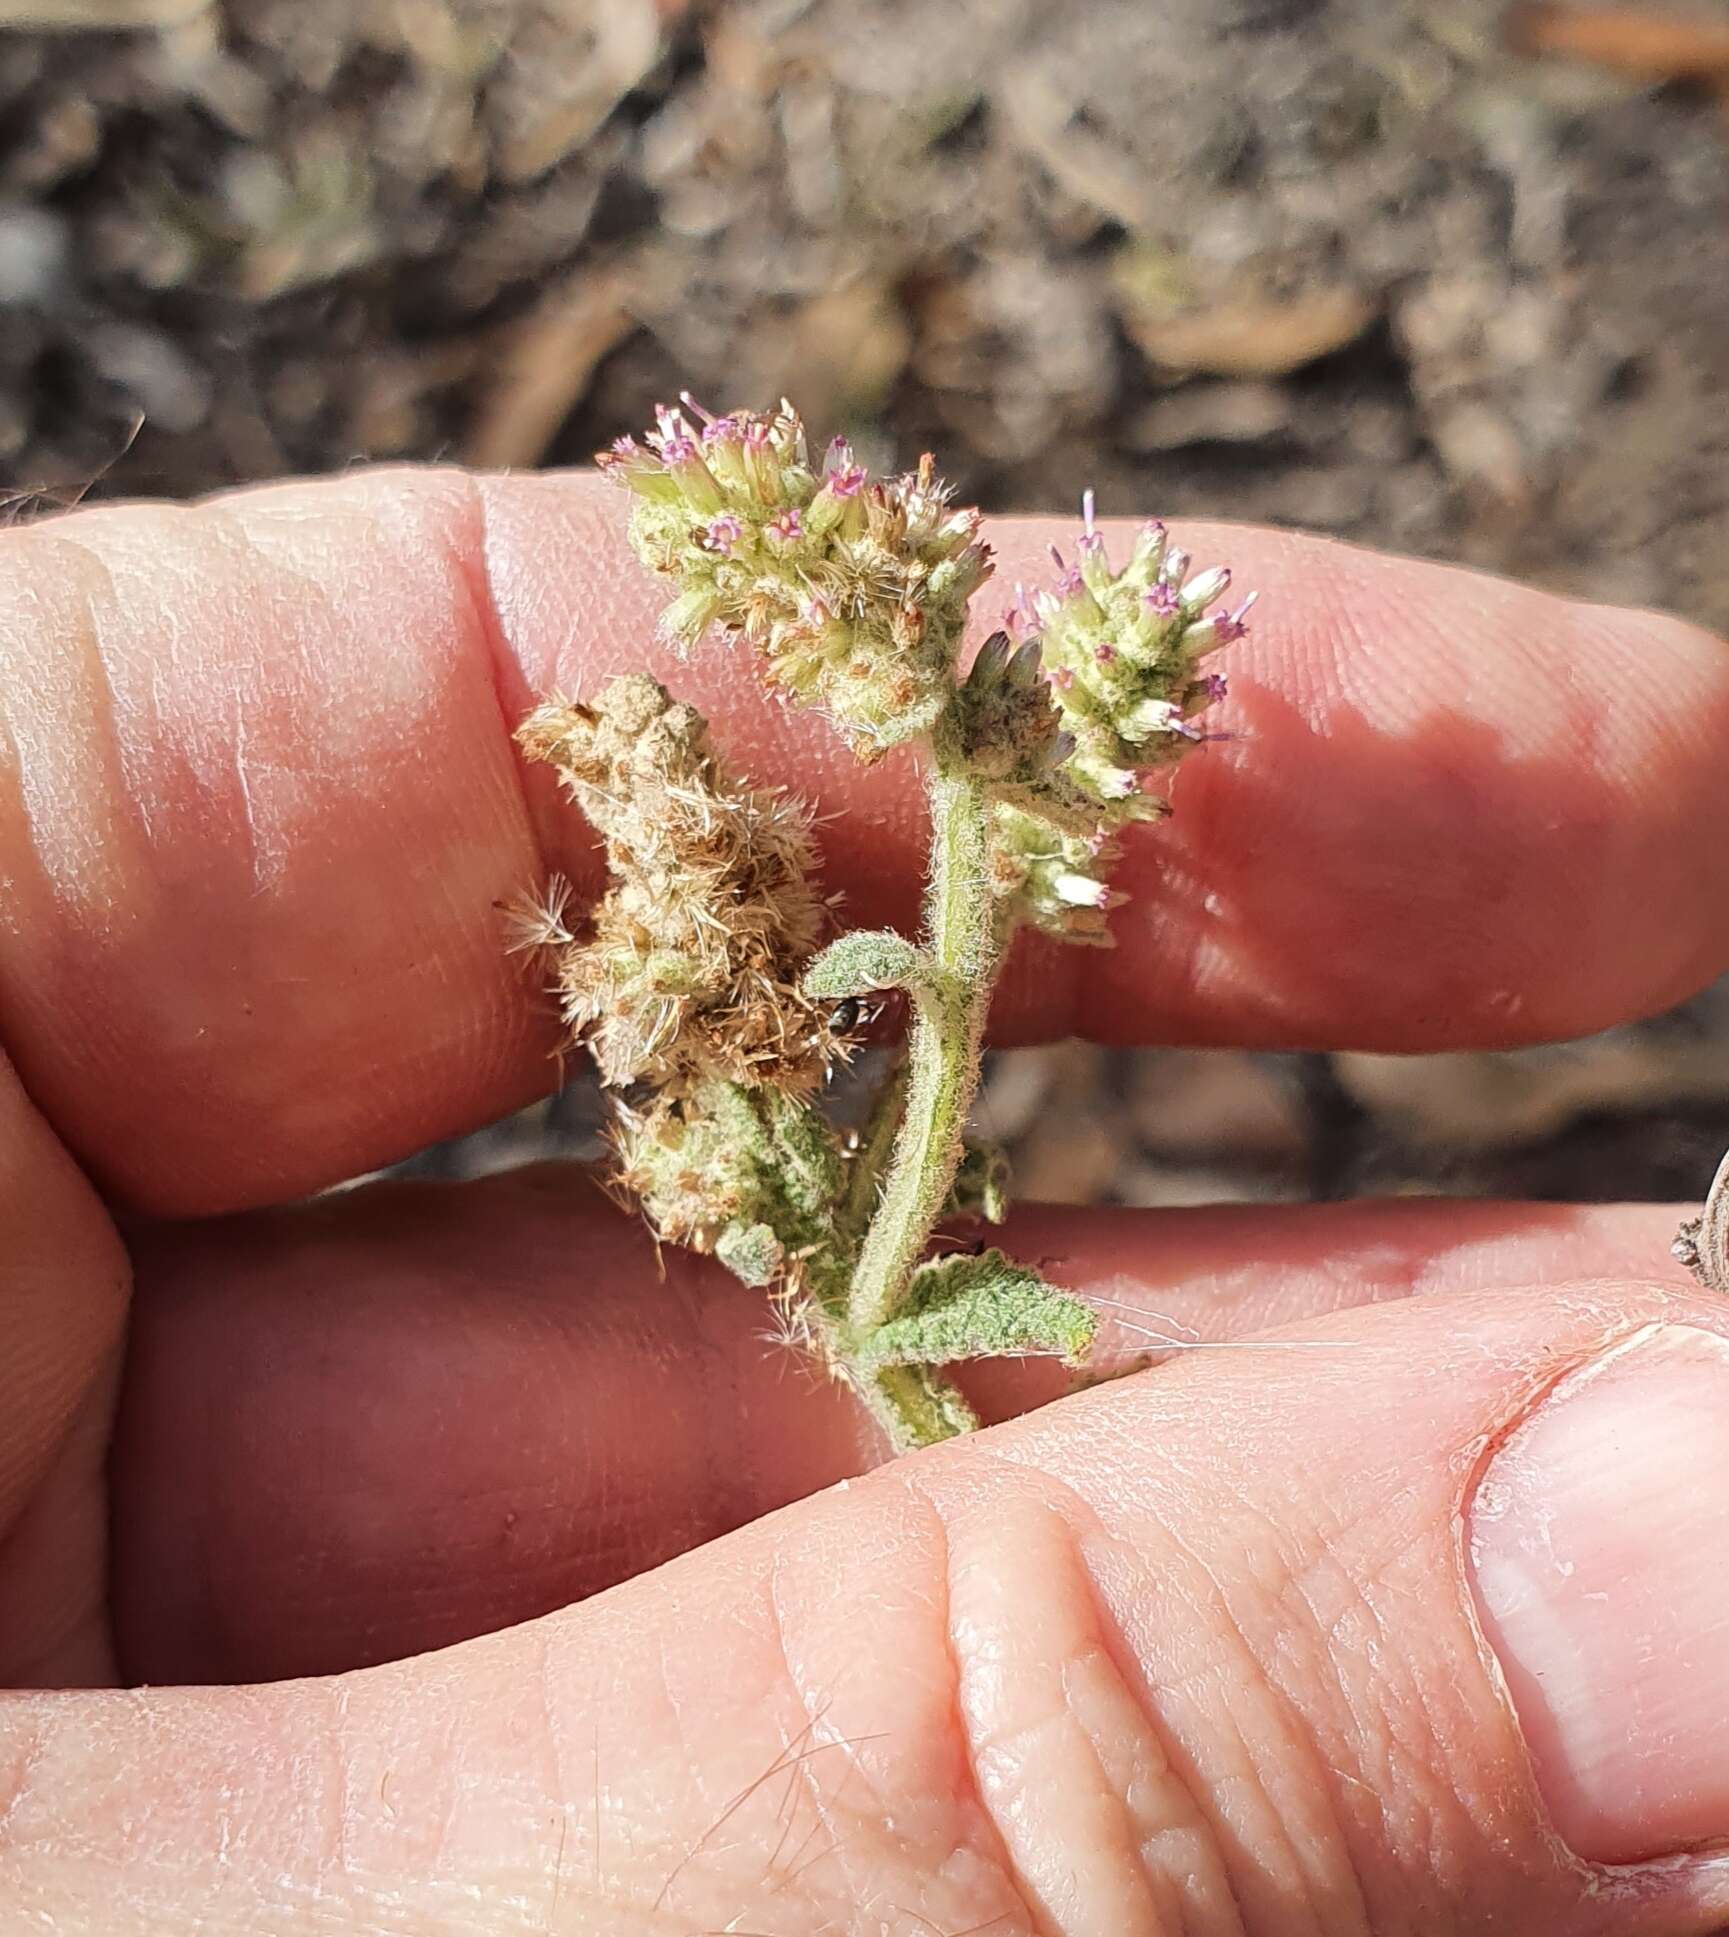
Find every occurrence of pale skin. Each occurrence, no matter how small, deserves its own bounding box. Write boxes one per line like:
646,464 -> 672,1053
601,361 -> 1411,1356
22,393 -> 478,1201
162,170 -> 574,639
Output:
4,471 -> 1729,1932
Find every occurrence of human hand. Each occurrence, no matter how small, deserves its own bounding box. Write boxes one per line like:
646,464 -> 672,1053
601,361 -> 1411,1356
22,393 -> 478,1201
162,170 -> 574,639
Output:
4,469 -> 1729,1932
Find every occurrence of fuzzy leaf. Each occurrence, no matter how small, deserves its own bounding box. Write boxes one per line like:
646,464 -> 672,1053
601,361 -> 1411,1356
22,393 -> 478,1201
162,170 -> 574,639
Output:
855,1249 -> 1097,1370
802,930 -> 928,1000
715,1219 -> 784,1289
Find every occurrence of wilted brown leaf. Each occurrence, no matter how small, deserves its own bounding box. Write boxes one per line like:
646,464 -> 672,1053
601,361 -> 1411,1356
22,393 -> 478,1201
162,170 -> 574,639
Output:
1118,281 -> 1377,380
1507,2 -> 1729,81
463,273 -> 634,470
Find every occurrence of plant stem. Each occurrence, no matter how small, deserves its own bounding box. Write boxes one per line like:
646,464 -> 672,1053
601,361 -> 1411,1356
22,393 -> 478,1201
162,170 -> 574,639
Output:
846,757 -> 1001,1348
838,1053 -> 908,1250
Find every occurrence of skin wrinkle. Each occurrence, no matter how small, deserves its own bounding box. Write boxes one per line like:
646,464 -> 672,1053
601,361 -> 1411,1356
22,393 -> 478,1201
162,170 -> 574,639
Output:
1157,1396 -> 1539,1928
1273,1501 -> 1437,1923
857,1475 -> 1048,1937
134,511 -> 272,896
758,1504 -> 906,1927
0,536 -> 136,935
1104,1506 -> 1342,1936
468,473 -> 620,922
1292,1555 -> 1406,1821
451,478 -> 546,836
525,1625 -> 574,1923
0,1046 -> 127,1686
758,1474 -> 1050,1936
435,481 -> 586,1116
1196,1492 -> 1376,1937
76,512 -> 293,908
643,1596 -> 721,1920
906,1455 -> 1254,1937
1377,1614 -> 1488,1905
0,1418 -> 111,1686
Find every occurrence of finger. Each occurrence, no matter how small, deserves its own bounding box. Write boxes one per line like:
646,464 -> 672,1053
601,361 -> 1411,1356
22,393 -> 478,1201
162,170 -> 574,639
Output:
110,1167 -> 1693,1685
5,470 -> 1728,1216
0,1051 -> 126,1687
25,1278 -> 1729,1932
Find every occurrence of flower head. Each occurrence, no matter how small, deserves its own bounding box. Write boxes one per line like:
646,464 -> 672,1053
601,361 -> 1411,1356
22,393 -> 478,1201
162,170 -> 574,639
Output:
1027,490 -> 1251,811
599,402 -> 993,758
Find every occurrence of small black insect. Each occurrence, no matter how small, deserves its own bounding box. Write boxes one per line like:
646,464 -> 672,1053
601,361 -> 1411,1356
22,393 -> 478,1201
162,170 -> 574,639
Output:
826,991 -> 898,1037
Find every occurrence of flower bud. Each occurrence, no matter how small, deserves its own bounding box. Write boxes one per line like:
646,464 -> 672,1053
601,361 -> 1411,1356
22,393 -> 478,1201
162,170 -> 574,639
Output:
660,585 -> 723,650
1181,565 -> 1232,612
741,420 -> 784,501
651,406 -> 726,515
967,629 -> 1013,689
596,435 -> 684,503
1128,519 -> 1169,580
716,1220 -> 785,1289
1006,638 -> 1044,687
805,462 -> 868,537
1118,696 -> 1184,744
1052,870 -> 1116,908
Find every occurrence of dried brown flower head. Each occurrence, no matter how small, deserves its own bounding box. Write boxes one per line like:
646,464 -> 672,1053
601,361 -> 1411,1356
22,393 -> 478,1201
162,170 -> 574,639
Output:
517,672 -> 836,1095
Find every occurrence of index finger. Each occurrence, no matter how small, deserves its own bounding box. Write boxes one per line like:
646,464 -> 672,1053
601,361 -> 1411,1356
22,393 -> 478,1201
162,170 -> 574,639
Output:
2,466 -> 1725,1215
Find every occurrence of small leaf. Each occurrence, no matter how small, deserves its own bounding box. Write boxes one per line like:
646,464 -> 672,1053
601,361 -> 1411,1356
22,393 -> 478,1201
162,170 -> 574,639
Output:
855,1249 -> 1097,1370
715,1219 -> 784,1289
802,929 -> 928,1000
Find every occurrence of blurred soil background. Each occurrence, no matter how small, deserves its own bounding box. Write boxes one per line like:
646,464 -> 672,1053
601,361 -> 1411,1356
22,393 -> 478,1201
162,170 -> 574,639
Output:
5,0 -> 1729,1207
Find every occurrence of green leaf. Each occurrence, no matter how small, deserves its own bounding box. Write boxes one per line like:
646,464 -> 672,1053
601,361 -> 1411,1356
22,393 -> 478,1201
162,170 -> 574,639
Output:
802,929 -> 929,1000
715,1219 -> 785,1289
854,1249 -> 1097,1370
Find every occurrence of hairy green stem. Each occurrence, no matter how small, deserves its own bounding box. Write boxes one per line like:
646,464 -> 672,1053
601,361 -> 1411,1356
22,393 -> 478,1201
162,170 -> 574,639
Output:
846,759 -> 1002,1354
837,1054 -> 907,1249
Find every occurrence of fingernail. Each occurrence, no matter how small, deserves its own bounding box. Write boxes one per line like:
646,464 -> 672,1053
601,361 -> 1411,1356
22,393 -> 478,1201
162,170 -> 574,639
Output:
1469,1323 -> 1729,1865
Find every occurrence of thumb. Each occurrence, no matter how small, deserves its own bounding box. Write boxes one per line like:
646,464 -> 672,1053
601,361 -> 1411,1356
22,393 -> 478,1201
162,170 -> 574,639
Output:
9,1279 -> 1729,1934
